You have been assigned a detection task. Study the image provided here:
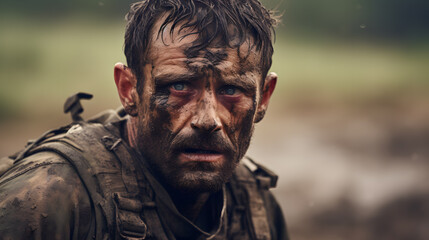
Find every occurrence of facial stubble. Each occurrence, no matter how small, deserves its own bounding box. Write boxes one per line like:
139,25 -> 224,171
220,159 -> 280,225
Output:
135,100 -> 256,194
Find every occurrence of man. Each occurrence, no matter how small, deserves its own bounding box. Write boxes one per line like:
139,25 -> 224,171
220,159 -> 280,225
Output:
0,0 -> 287,239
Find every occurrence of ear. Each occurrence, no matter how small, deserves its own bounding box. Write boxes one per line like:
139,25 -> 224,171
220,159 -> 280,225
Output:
254,72 -> 277,123
114,62 -> 139,116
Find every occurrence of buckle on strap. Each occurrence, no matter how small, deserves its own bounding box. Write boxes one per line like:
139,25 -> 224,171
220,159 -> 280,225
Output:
243,157 -> 278,189
114,193 -> 147,240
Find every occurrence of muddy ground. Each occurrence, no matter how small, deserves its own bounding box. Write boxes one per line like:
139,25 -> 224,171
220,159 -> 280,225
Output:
249,96 -> 429,240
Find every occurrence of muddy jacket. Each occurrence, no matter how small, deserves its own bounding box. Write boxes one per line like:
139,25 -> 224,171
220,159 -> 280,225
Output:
0,110 -> 288,240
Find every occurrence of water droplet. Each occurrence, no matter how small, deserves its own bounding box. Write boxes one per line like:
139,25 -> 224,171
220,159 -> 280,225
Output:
360,24 -> 367,29
98,2 -> 104,6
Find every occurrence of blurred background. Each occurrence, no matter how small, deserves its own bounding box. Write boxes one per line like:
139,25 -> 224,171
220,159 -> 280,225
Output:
0,0 -> 428,239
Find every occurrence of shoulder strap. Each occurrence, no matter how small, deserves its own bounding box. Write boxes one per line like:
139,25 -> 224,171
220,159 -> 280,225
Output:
29,122 -> 166,240
231,157 -> 275,240
242,157 -> 278,189
103,123 -> 169,240
30,139 -> 108,239
0,125 -> 71,177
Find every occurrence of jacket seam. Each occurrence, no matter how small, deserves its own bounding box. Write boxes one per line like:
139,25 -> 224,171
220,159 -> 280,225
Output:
0,162 -> 68,186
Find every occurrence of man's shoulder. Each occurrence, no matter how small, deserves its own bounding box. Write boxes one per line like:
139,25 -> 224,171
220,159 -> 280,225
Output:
0,151 -> 71,185
0,152 -> 86,200
0,152 -> 92,239
0,114 -> 128,239
0,118 -> 125,201
0,109 -> 125,179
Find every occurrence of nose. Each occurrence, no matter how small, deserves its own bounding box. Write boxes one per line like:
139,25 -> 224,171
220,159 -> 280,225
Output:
190,93 -> 222,133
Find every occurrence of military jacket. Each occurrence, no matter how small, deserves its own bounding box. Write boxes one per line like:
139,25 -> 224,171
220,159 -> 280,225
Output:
0,117 -> 288,240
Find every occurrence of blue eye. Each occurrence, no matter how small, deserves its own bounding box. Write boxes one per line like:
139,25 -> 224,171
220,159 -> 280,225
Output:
223,86 -> 236,95
225,88 -> 235,95
172,83 -> 185,91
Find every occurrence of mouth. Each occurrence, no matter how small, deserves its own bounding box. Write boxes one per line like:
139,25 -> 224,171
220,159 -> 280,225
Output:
183,148 -> 220,154
179,148 -> 224,163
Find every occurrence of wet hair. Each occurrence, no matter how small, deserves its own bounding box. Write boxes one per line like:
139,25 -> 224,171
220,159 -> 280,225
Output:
124,0 -> 279,93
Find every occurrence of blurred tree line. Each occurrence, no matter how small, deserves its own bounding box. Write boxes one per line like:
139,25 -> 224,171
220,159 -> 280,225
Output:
1,0 -> 428,41
281,0 -> 429,40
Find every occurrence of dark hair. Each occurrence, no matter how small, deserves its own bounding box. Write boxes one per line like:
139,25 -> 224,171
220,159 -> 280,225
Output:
124,0 -> 279,93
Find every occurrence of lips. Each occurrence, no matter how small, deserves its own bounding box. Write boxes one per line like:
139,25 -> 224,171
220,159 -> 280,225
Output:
170,133 -> 233,164
183,148 -> 220,154
179,148 -> 224,163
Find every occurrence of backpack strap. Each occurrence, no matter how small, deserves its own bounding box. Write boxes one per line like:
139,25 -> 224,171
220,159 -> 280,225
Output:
103,123 -> 168,240
230,157 -> 277,240
30,139 -> 108,239
28,122 -> 166,240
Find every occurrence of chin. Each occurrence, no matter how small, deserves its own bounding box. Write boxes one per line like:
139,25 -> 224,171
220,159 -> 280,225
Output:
147,152 -> 240,193
171,171 -> 227,193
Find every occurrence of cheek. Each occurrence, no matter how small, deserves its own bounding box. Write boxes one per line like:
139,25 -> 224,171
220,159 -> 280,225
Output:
237,108 -> 256,139
143,93 -> 172,137
168,107 -> 194,133
150,93 -> 195,134
168,94 -> 194,109
221,96 -> 256,141
149,104 -> 168,126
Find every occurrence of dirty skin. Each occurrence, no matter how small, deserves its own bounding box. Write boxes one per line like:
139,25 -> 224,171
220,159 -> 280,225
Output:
143,48 -> 258,182
119,14 -> 270,222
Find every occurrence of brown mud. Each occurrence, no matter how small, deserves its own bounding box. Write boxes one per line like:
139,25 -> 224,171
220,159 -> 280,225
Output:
248,95 -> 429,240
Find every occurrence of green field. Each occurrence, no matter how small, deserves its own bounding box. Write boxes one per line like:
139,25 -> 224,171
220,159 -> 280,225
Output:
1,19 -> 428,121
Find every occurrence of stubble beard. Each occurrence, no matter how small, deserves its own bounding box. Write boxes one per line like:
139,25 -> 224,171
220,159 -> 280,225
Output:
136,124 -> 254,194
139,140 -> 241,194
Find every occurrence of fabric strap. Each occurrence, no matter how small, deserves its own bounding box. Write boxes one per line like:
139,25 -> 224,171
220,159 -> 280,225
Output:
29,122 -> 166,240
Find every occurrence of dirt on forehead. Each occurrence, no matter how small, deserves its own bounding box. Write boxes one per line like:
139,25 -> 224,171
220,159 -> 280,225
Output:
146,14 -> 263,74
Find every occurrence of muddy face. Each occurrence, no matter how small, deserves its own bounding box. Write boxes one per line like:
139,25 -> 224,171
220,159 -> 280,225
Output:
130,19 -> 266,193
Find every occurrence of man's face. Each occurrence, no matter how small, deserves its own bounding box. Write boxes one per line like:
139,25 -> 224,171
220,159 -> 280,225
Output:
122,19 -> 275,193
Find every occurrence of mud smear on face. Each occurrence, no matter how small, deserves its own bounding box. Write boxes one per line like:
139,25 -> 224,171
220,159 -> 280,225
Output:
136,64 -> 222,193
184,48 -> 228,74
184,45 -> 259,167
225,94 -> 258,165
237,98 -> 258,159
135,64 -> 176,188
150,90 -> 170,111
203,49 -> 228,66
136,36 -> 262,194
149,65 -> 170,111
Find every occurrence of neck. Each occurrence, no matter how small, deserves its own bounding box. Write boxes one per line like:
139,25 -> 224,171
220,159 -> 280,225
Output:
169,189 -> 211,221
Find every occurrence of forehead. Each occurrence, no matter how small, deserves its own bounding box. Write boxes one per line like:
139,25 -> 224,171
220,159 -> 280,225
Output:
146,14 -> 262,77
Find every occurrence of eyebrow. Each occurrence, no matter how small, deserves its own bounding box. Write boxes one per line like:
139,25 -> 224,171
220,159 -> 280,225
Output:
222,75 -> 257,92
154,72 -> 199,85
154,70 -> 258,92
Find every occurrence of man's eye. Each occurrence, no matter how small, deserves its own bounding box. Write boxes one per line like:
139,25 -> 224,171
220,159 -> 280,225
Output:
225,87 -> 236,95
171,83 -> 186,91
220,86 -> 240,95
